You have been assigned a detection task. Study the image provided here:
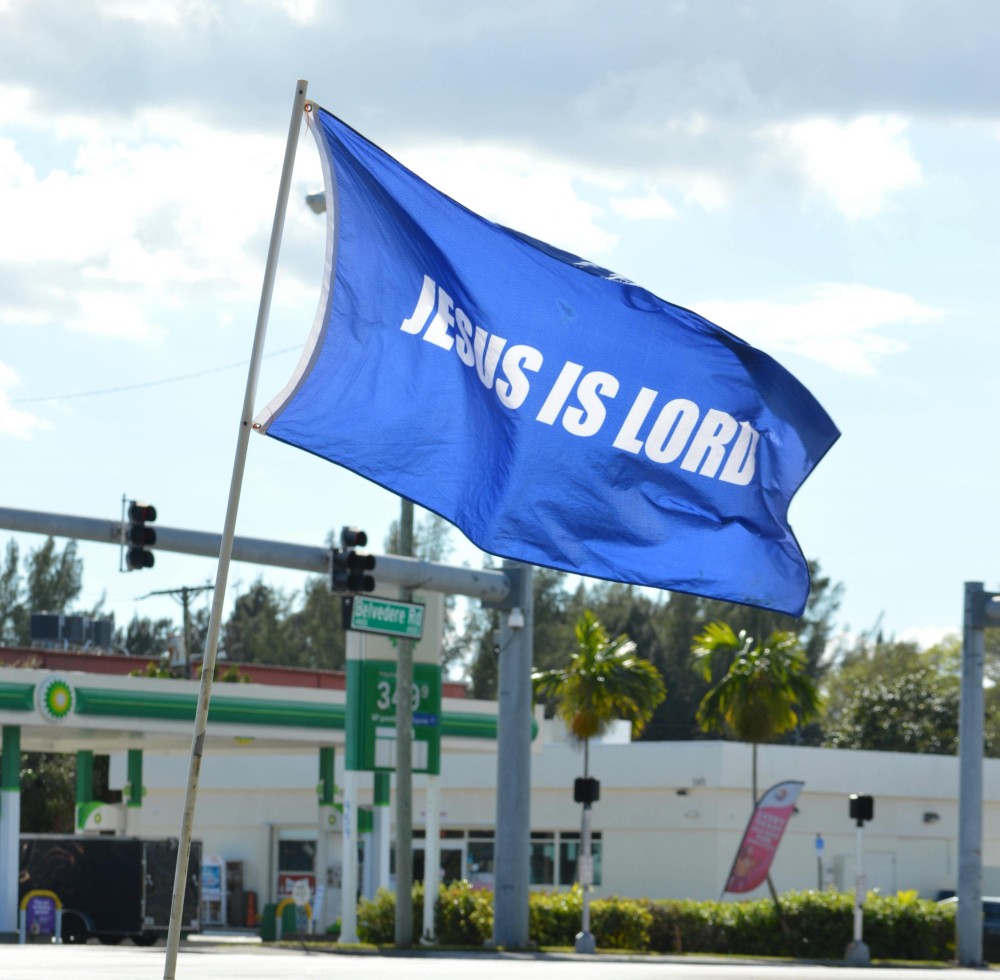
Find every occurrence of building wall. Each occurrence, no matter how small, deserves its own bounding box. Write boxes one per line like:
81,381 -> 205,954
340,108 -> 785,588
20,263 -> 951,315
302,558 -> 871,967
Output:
111,731 -> 1000,916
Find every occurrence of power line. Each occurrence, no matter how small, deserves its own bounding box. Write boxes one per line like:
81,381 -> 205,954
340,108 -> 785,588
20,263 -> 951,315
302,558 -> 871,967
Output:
11,345 -> 301,405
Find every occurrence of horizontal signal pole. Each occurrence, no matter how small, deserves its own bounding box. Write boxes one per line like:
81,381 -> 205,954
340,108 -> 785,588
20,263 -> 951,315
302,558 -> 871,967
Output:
0,505 -> 512,605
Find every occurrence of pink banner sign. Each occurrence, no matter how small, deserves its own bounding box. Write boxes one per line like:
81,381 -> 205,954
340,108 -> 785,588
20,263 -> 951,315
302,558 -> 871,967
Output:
724,780 -> 804,894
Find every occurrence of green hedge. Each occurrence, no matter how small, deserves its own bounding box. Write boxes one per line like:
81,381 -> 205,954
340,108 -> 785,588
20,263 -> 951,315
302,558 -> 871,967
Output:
648,890 -> 955,961
354,883 -> 955,961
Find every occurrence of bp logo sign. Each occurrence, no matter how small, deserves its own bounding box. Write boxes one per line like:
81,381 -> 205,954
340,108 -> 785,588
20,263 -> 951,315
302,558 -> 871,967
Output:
36,676 -> 75,722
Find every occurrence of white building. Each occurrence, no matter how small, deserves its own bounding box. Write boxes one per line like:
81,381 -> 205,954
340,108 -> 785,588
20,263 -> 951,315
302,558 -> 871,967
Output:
3,662 -> 999,936
124,720 -> 995,916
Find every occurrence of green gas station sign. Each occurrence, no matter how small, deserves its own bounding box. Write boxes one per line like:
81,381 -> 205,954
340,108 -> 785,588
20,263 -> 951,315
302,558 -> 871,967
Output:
345,659 -> 441,774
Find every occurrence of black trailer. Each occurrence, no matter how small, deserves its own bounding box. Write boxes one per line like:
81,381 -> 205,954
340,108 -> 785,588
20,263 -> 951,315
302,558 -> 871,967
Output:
19,834 -> 201,945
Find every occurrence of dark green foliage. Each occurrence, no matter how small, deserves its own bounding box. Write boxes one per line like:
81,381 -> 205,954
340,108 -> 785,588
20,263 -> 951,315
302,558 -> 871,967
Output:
825,666 -> 960,753
356,883 -> 424,944
1,537 -> 84,645
356,885 -> 952,960
528,888 -> 582,946
590,896 -> 653,950
19,753 -> 76,832
436,881 -> 493,945
117,615 -> 175,658
464,562 -> 838,741
647,891 -> 954,961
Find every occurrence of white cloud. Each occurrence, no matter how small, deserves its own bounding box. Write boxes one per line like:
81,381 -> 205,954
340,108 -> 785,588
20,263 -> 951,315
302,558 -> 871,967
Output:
66,290 -> 164,343
96,0 -> 317,27
0,362 -> 49,439
0,108 -> 313,339
399,141 -> 617,257
610,189 -> 677,221
697,283 -> 942,374
278,0 -> 318,23
767,114 -> 922,220
898,625 -> 958,650
0,85 -> 32,126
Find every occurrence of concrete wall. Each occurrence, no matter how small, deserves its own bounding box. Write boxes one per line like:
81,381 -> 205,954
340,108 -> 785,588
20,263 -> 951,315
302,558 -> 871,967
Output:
111,730 -> 1000,914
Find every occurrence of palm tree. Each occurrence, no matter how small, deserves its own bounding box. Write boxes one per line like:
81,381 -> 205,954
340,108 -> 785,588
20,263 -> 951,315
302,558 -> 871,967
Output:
533,610 -> 666,952
691,622 -> 822,802
691,621 -> 822,908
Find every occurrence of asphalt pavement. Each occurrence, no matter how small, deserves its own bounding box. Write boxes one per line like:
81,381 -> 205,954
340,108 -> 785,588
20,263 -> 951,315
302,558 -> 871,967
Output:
0,935 -> 984,980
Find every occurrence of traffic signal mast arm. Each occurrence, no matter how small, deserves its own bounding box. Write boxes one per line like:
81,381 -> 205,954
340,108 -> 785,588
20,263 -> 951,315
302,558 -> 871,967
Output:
0,505 -> 513,605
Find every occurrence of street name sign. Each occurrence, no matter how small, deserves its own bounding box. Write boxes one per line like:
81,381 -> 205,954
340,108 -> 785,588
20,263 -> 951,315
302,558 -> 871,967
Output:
343,595 -> 425,640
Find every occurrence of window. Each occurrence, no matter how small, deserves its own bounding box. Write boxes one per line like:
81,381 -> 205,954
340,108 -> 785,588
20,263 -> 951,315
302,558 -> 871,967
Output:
467,837 -> 494,888
558,832 -> 602,887
530,832 -> 556,886
278,839 -> 315,873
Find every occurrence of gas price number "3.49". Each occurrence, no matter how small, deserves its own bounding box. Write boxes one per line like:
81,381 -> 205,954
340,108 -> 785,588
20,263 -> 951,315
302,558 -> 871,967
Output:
376,678 -> 431,712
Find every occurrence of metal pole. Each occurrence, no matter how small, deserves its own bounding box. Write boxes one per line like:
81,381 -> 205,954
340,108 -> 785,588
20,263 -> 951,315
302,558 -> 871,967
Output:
0,506 -> 511,602
853,823 -> 864,944
958,581 -> 986,966
576,801 -> 595,953
395,498 -> 414,947
844,819 -> 870,965
492,561 -> 533,948
161,78 -> 308,980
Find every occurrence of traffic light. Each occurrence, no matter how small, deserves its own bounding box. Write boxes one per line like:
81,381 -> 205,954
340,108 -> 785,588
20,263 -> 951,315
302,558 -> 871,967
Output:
331,526 -> 376,593
574,777 -> 600,806
125,501 -> 157,570
849,793 -> 874,826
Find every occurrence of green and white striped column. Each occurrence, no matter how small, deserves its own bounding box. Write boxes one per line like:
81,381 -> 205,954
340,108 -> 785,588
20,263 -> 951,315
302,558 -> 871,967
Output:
0,726 -> 21,936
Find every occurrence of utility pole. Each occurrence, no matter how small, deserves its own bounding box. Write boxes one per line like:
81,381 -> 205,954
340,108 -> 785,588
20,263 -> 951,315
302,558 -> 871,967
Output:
958,582 -> 1000,966
141,584 -> 213,676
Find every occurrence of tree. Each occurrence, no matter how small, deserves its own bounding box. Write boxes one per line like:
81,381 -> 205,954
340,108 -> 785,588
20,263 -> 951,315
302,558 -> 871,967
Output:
0,536 -> 84,645
533,610 -> 666,756
691,622 -> 822,804
286,577 -> 346,670
222,579 -> 297,664
116,615 -> 176,659
19,753 -> 76,833
461,566 -> 582,698
533,610 -> 665,951
691,621 -> 821,910
821,637 -> 968,755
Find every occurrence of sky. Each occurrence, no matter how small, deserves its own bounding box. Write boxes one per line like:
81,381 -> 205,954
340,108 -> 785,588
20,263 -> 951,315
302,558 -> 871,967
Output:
2,0 -> 999,654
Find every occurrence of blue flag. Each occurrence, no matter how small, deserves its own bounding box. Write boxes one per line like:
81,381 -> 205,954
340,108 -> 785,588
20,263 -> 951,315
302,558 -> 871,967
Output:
254,105 -> 839,617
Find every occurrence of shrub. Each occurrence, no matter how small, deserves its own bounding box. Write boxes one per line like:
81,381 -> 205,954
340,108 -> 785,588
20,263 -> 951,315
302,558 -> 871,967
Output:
592,896 -> 652,950
356,888 -> 395,944
647,890 -> 954,962
528,888 -> 582,947
436,880 -> 493,945
356,883 -> 424,944
359,885 -> 955,960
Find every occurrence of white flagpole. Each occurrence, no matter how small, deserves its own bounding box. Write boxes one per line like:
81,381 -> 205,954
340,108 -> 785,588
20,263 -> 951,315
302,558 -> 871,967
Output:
162,78 -> 309,980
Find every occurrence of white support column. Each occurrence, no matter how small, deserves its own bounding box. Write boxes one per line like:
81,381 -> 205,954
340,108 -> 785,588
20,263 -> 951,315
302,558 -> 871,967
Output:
422,774 -> 441,942
0,726 -> 21,939
339,768 -> 360,944
339,628 -> 365,945
375,772 -> 391,893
